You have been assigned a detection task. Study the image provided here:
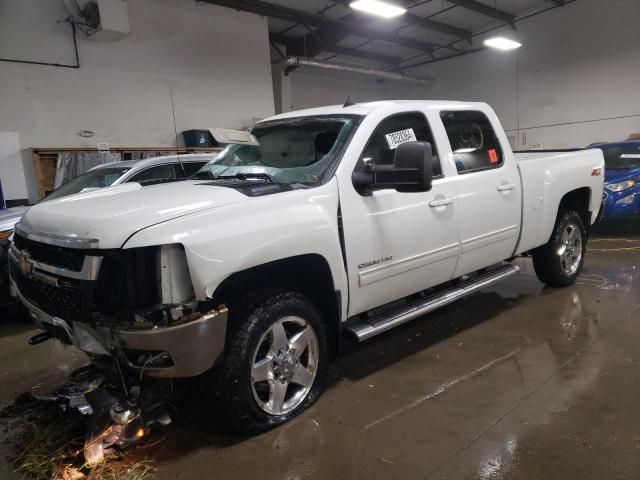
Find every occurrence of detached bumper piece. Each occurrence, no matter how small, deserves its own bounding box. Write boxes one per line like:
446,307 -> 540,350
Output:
83,381 -> 171,464
47,365 -> 172,465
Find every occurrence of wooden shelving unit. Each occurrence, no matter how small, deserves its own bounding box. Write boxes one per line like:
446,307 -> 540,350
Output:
31,147 -> 222,200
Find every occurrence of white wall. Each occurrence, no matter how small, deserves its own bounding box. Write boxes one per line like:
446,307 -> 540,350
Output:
285,0 -> 640,149
0,0 -> 275,201
286,68 -> 430,111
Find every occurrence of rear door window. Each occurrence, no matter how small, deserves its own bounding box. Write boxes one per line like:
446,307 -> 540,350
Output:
440,111 -> 503,173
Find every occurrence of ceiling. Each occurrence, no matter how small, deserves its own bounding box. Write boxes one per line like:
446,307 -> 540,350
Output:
202,0 -> 572,71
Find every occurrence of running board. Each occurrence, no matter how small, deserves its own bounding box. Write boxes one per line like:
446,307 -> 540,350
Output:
345,264 -> 520,342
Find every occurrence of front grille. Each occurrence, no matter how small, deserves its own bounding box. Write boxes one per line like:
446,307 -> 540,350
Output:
10,262 -> 93,322
13,234 -> 85,272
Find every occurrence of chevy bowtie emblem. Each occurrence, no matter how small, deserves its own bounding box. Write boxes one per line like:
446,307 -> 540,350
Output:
17,254 -> 33,277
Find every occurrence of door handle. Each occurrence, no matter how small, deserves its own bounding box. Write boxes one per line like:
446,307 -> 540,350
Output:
429,196 -> 454,208
497,183 -> 517,192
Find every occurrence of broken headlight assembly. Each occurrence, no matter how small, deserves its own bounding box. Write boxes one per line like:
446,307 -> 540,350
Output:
94,243 -> 197,326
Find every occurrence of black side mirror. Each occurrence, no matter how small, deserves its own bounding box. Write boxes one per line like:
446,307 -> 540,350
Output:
392,141 -> 433,193
352,141 -> 433,194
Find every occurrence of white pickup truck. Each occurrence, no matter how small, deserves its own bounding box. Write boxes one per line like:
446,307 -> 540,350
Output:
10,101 -> 604,435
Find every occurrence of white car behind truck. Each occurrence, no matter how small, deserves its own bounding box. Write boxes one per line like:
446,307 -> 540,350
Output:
9,101 -> 604,438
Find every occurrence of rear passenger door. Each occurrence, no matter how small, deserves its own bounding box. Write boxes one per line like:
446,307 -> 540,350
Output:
339,111 -> 460,316
440,110 -> 522,277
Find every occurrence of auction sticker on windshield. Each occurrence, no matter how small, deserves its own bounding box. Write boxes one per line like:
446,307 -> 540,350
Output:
386,128 -> 417,150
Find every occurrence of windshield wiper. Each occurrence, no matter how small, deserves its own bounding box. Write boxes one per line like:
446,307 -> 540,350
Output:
190,171 -> 216,180
137,177 -> 181,186
190,171 -> 278,183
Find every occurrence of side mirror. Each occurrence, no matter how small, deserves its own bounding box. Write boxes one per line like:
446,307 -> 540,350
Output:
392,141 -> 433,193
352,141 -> 433,194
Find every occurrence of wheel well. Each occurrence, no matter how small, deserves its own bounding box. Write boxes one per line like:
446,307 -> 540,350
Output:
558,187 -> 592,230
211,254 -> 341,358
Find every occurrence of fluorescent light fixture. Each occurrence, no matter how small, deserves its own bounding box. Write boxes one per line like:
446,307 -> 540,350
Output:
350,0 -> 407,18
483,36 -> 522,51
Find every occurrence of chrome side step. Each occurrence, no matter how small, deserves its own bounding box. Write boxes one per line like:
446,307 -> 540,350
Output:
345,263 -> 520,342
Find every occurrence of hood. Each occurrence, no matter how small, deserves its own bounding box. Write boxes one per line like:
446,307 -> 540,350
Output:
605,167 -> 640,183
18,181 -> 248,248
0,207 -> 28,232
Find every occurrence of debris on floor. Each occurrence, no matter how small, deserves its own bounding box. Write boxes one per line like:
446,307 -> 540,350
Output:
0,391 -> 159,480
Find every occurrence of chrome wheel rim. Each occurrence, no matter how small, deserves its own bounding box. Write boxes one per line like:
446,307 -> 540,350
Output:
557,222 -> 583,276
251,316 -> 319,416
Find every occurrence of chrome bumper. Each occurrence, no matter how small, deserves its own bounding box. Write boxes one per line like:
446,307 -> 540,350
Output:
11,277 -> 228,378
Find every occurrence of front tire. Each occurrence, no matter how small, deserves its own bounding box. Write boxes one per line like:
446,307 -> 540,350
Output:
217,292 -> 328,434
532,210 -> 587,287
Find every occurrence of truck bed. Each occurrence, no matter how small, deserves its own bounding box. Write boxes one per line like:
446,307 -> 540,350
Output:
513,148 -> 604,255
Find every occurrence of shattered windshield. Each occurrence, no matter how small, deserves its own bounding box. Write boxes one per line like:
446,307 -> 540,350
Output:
196,115 -> 361,184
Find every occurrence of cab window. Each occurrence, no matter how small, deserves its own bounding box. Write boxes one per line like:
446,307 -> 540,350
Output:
128,164 -> 179,185
180,161 -> 208,177
440,110 -> 503,173
359,112 -> 442,177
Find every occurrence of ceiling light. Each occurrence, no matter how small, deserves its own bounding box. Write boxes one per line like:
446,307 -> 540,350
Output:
483,36 -> 522,51
349,0 -> 407,18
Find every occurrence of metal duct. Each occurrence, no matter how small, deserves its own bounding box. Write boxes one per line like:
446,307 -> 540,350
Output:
282,56 -> 435,86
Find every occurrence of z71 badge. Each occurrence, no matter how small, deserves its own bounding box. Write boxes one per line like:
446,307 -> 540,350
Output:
358,256 -> 393,269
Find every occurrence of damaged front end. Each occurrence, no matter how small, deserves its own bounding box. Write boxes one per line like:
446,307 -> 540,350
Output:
9,228 -> 228,461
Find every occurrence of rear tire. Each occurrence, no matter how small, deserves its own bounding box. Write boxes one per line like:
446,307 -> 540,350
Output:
217,291 -> 328,435
532,210 -> 587,287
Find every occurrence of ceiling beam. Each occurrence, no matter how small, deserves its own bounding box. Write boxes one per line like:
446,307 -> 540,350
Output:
403,12 -> 473,41
270,33 -> 402,65
331,0 -> 472,41
446,0 -> 516,27
202,0 -> 438,53
287,9 -> 382,62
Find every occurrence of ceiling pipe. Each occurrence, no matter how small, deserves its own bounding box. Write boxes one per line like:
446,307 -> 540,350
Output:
282,56 -> 435,86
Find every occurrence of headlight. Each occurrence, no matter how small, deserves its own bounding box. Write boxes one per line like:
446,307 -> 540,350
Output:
606,180 -> 636,192
616,194 -> 636,205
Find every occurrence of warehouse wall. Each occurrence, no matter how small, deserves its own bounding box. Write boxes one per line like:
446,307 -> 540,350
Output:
421,0 -> 640,149
285,0 -> 640,149
284,68 -> 428,111
0,0 -> 274,202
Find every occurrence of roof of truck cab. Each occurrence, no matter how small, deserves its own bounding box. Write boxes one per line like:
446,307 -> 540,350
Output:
264,100 -> 490,122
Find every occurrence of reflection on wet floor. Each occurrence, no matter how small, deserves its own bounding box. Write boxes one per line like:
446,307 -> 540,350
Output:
1,234 -> 640,479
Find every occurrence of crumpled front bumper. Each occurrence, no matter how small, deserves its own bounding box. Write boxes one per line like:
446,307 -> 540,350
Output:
12,278 -> 228,378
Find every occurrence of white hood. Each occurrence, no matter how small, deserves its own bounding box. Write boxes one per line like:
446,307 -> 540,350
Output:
18,181 -> 248,248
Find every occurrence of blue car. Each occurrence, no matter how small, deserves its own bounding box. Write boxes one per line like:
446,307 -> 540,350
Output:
590,141 -> 640,222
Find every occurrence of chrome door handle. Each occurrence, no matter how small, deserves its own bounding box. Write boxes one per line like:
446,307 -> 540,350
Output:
429,197 -> 454,207
497,183 -> 517,192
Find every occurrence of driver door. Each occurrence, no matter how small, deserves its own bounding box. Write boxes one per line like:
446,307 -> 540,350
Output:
338,111 -> 460,316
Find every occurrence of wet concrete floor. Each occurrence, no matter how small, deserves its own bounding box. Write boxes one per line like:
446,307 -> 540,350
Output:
1,234 -> 640,479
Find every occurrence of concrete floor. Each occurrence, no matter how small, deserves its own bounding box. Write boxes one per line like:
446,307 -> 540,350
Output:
1,234 -> 640,479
